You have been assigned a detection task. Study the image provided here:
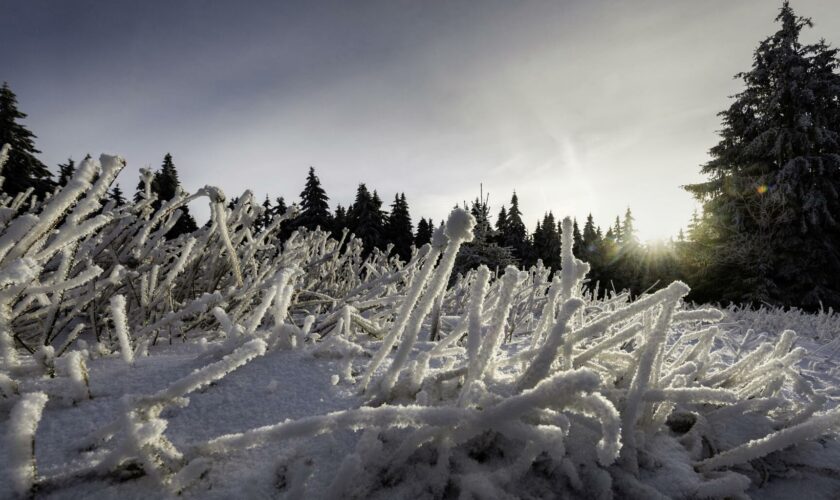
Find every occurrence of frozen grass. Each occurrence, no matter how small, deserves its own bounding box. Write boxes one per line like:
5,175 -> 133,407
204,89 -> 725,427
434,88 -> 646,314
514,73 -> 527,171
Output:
1,146 -> 839,498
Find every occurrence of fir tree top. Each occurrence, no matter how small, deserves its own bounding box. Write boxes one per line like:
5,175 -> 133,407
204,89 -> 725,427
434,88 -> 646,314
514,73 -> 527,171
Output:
297,166 -> 332,230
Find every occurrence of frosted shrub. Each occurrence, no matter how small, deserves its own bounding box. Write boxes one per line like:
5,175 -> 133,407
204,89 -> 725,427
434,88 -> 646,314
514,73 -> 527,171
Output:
110,295 -> 134,365
0,148 -> 837,497
189,213 -> 840,499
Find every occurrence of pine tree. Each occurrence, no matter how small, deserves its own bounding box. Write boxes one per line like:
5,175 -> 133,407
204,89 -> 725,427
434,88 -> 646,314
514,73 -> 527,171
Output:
502,192 -> 529,261
0,82 -> 53,198
154,154 -> 180,202
296,167 -> 332,232
333,204 -> 347,239
454,196 -> 515,277
274,196 -> 288,216
415,218 -> 433,247
110,184 -> 126,206
534,212 -> 561,271
572,218 -> 583,256
151,154 -> 198,238
254,195 -> 273,232
347,183 -> 385,253
469,196 -> 494,243
582,213 -> 600,258
495,206 -> 508,246
612,216 -> 622,244
684,2 -> 840,308
57,158 -> 75,187
621,208 -> 637,245
273,196 -> 292,241
385,193 -> 414,261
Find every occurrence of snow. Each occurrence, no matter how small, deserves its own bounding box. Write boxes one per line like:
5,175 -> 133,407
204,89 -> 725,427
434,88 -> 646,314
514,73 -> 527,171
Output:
5,392 -> 48,496
1,164 -> 840,499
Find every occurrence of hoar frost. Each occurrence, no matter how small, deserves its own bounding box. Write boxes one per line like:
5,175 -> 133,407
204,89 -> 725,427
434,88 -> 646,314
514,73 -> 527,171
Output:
0,153 -> 838,498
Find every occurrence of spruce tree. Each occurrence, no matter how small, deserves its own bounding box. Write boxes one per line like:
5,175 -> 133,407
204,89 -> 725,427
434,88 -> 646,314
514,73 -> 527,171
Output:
534,212 -> 561,271
415,218 -> 433,247
454,196 -> 515,277
612,216 -> 623,244
274,196 -> 288,216
495,206 -> 508,246
582,213 -> 599,257
504,192 -> 529,260
0,82 -> 53,198
385,193 -> 414,261
110,184 -> 126,206
152,154 -> 198,238
572,218 -> 583,256
347,183 -> 385,253
684,2 -> 840,308
621,208 -> 637,245
297,167 -> 332,232
274,196 -> 292,240
254,195 -> 272,232
333,204 -> 347,239
57,158 -> 75,187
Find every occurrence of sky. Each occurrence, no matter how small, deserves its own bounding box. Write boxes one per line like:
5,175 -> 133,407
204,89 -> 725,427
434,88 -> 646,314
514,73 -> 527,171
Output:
2,0 -> 839,241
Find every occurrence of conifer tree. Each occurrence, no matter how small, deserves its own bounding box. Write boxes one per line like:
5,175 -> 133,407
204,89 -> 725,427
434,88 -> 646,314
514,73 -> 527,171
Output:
154,154 -> 179,201
274,196 -> 287,217
415,218 -> 433,247
347,183 -> 385,253
0,82 -> 53,198
582,214 -> 600,257
503,192 -> 529,261
454,196 -> 515,276
495,206 -> 508,246
154,154 -> 198,237
296,167 -> 332,232
612,216 -> 622,244
572,218 -> 583,256
110,184 -> 126,206
684,2 -> 840,308
57,158 -> 76,187
385,193 -> 414,261
254,195 -> 272,232
273,196 -> 292,240
534,212 -> 561,270
332,204 -> 347,240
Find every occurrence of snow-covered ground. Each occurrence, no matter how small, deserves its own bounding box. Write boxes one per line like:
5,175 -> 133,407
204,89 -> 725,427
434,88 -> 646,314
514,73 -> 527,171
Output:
2,304 -> 840,499
2,153 -> 840,499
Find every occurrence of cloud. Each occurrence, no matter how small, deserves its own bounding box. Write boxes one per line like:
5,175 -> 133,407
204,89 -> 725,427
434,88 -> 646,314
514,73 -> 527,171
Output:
3,0 -> 839,239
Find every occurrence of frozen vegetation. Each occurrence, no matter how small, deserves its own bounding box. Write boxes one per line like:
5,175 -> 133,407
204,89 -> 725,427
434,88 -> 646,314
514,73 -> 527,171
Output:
1,150 -> 840,499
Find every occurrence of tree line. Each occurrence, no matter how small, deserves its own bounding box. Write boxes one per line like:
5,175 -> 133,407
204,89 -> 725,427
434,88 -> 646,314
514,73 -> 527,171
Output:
2,2 -> 839,310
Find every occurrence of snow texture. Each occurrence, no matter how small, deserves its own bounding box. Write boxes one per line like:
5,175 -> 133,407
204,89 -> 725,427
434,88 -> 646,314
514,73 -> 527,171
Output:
0,161 -> 838,499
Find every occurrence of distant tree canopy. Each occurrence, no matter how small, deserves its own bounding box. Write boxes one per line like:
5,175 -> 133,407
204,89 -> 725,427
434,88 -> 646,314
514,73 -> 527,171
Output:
684,1 -> 840,309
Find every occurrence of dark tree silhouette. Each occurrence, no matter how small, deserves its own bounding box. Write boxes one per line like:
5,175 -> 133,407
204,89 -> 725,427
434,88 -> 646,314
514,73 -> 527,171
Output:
415,217 -> 433,247
385,193 -> 414,260
684,2 -> 840,308
296,167 -> 332,232
0,82 -> 53,198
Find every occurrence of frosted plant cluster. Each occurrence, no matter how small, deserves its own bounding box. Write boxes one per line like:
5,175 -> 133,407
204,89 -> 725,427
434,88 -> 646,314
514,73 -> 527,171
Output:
0,147 -> 839,498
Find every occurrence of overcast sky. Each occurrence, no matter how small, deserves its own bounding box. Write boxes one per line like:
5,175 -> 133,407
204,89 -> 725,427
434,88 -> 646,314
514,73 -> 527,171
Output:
2,0 -> 839,240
